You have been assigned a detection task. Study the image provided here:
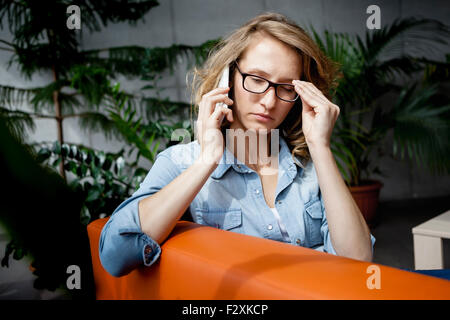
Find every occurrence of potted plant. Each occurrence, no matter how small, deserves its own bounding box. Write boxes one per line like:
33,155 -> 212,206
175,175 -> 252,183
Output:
0,0 -> 217,295
311,18 -> 450,226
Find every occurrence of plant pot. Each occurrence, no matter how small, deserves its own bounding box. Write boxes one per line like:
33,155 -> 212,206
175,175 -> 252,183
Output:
349,180 -> 383,227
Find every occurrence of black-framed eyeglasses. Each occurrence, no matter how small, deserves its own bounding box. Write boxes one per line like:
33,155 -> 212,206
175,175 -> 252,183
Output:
234,62 -> 299,102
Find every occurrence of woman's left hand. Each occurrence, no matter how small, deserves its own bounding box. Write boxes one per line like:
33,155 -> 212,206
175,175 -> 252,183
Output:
292,80 -> 340,150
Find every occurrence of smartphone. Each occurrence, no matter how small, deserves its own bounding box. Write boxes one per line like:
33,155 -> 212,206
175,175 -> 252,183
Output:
216,66 -> 229,125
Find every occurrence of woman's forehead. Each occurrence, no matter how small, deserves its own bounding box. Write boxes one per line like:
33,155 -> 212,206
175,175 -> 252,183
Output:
239,34 -> 302,79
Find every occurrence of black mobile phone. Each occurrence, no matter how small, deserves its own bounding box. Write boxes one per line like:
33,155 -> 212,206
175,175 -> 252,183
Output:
216,66 -> 229,125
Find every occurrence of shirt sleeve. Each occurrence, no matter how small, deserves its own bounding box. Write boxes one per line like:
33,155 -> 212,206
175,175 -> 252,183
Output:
99,150 -> 181,277
319,194 -> 376,256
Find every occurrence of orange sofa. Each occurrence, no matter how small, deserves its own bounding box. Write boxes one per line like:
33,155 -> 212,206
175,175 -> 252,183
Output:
87,217 -> 450,299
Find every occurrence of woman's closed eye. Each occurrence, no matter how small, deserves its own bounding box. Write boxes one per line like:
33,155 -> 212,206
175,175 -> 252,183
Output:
279,85 -> 295,92
249,77 -> 265,84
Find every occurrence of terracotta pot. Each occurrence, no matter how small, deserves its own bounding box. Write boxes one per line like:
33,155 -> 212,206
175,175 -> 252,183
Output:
349,180 -> 383,226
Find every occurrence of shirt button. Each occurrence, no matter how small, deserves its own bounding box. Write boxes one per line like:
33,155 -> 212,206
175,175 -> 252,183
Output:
255,189 -> 260,194
296,239 -> 301,245
277,200 -> 282,204
267,224 -> 273,230
144,245 -> 153,264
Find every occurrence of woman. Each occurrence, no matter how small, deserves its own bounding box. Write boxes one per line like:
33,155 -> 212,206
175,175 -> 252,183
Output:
100,12 -> 375,277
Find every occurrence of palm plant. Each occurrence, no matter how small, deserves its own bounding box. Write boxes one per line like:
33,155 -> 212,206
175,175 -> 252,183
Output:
0,1 -> 219,286
310,17 -> 450,186
0,0 -> 214,181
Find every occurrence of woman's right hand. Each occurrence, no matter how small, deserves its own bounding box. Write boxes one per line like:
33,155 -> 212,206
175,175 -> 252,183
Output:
196,87 -> 234,165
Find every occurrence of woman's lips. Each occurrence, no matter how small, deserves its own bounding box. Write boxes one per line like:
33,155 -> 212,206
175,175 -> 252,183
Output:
251,113 -> 274,122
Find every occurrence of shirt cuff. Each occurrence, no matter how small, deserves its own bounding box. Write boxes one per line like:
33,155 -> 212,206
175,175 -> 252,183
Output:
117,227 -> 162,267
142,234 -> 161,266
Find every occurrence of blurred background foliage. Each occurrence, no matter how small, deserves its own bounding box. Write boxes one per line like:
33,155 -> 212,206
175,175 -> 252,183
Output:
310,18 -> 450,185
0,118 -> 94,299
0,0 -> 214,295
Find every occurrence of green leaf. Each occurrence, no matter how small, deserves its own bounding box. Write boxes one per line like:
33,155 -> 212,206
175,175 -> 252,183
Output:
86,186 -> 102,202
52,141 -> 61,155
102,157 -> 112,171
80,206 -> 91,226
115,156 -> 125,173
13,247 -> 25,260
52,156 -> 62,167
81,164 -> 88,176
63,160 -> 76,173
84,151 -> 91,164
104,170 -> 113,181
36,148 -> 51,163
61,144 -> 70,157
152,141 -> 160,156
97,151 -> 106,166
70,145 -> 78,159
90,162 -> 100,179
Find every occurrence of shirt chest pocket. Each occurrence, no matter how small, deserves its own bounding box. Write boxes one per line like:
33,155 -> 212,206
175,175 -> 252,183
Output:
304,199 -> 323,247
195,208 -> 244,233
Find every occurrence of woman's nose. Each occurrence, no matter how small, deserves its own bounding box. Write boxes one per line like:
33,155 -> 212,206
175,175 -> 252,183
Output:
260,86 -> 277,109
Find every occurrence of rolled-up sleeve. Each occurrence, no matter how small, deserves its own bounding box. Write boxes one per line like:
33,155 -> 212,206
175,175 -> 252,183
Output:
99,151 -> 181,277
318,195 -> 376,256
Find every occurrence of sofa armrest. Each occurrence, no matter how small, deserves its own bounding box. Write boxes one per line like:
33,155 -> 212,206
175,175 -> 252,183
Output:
87,218 -> 450,299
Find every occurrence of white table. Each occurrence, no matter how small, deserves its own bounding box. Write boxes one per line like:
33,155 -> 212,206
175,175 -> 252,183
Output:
412,210 -> 450,270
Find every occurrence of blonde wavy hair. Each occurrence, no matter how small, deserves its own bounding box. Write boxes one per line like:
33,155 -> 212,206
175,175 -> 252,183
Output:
188,12 -> 339,163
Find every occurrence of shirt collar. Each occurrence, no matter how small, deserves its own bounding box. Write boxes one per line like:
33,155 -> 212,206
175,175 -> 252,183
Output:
210,135 -> 299,180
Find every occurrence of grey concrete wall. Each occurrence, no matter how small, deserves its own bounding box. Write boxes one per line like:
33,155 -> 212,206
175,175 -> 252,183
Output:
1,0 -> 450,201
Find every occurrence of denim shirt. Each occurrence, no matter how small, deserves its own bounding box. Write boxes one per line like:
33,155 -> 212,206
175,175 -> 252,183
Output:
99,136 -> 376,277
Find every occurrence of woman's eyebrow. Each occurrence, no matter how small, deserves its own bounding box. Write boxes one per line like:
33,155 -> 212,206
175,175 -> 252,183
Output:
246,67 -> 295,83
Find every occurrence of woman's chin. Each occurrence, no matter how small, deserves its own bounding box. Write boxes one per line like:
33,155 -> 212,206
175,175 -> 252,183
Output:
244,122 -> 277,133
230,119 -> 278,132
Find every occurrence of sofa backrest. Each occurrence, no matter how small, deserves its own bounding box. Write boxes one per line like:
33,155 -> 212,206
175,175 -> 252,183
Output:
87,218 -> 450,299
